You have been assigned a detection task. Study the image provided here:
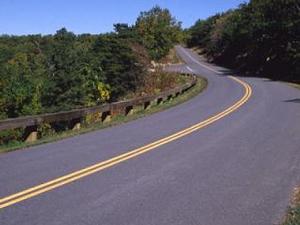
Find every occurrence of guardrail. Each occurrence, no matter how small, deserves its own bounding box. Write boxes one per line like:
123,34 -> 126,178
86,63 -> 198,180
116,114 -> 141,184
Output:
0,74 -> 197,143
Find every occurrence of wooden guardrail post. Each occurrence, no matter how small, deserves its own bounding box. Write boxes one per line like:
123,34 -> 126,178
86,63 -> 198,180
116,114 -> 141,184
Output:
144,101 -> 151,110
24,125 -> 38,143
69,118 -> 82,131
101,111 -> 111,123
156,97 -> 164,105
167,94 -> 174,101
125,106 -> 134,116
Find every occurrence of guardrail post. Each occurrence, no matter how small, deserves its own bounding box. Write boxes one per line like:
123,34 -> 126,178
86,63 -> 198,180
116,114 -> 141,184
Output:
157,97 -> 164,105
167,94 -> 174,101
125,106 -> 134,116
24,125 -> 38,143
70,118 -> 82,131
144,101 -> 151,110
101,111 -> 111,123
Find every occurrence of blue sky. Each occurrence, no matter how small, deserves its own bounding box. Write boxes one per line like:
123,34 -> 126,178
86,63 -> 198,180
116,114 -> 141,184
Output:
0,0 -> 247,35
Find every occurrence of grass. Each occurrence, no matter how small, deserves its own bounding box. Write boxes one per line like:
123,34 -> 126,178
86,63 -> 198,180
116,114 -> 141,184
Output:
0,77 -> 207,154
287,82 -> 300,90
167,48 -> 182,64
282,187 -> 300,225
159,47 -> 183,64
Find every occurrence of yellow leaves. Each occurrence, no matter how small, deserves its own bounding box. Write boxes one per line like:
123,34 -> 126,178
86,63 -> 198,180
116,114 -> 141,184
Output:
96,82 -> 111,102
8,52 -> 28,66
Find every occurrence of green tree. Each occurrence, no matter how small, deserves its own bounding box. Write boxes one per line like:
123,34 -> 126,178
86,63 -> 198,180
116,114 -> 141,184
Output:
187,0 -> 300,82
42,28 -> 87,111
0,52 -> 42,117
114,23 -> 139,41
92,35 -> 143,100
135,6 -> 182,60
187,14 -> 220,48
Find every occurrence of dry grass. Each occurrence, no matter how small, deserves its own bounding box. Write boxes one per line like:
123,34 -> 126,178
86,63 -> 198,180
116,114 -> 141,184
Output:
282,187 -> 300,225
159,48 -> 182,64
287,82 -> 300,90
124,70 -> 189,99
292,188 -> 300,205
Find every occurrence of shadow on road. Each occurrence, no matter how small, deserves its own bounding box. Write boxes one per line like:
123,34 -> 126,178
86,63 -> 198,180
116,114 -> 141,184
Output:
284,98 -> 300,103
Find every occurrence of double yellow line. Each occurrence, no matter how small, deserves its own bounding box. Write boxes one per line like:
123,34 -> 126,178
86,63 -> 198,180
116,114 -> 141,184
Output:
0,76 -> 252,209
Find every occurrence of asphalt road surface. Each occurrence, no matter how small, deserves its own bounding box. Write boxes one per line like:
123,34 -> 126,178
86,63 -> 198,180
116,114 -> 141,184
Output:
0,46 -> 299,225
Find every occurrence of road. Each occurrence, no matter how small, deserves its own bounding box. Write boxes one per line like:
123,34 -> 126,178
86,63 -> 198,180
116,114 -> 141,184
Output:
0,46 -> 299,225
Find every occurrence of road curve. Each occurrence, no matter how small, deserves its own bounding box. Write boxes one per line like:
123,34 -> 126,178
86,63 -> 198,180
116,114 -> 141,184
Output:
0,46 -> 299,225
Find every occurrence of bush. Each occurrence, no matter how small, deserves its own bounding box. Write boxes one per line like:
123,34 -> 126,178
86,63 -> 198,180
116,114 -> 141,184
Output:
0,129 -> 23,145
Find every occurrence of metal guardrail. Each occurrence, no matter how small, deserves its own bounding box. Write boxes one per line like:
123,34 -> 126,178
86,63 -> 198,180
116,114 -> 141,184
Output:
0,74 -> 197,142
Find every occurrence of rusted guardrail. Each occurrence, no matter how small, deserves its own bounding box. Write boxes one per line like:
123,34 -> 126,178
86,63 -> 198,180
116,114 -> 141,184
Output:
0,74 -> 197,143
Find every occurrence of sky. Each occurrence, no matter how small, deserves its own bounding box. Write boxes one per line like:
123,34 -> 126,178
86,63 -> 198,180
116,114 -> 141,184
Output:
0,0 -> 247,35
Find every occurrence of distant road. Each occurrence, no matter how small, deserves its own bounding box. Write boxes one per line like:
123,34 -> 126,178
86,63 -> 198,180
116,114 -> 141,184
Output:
0,46 -> 299,225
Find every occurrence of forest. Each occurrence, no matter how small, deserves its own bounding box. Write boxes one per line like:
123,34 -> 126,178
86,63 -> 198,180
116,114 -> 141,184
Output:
1,1 -> 299,120
0,6 -> 183,120
187,0 -> 299,83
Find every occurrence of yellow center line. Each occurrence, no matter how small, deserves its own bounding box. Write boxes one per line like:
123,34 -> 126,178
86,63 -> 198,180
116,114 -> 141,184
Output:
0,75 -> 252,209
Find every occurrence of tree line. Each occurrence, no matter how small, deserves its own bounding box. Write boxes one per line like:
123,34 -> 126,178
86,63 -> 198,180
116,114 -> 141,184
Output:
1,1 -> 299,120
187,0 -> 299,83
0,6 -> 183,120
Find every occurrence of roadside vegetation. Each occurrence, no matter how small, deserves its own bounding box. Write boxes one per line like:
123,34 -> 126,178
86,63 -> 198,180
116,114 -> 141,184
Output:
158,48 -> 182,65
287,82 -> 300,91
0,6 -> 183,119
282,187 -> 300,225
186,0 -> 299,83
0,6 -> 184,145
0,76 -> 207,153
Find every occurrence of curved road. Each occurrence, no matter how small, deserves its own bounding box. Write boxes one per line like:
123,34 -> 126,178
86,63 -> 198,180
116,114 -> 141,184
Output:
0,46 -> 299,225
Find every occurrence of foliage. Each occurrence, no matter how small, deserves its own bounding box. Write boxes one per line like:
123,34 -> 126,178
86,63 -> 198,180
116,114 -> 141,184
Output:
187,0 -> 300,82
0,129 -> 23,145
0,6 -> 183,121
282,188 -> 300,225
187,14 -> 221,49
132,69 -> 186,97
0,52 -> 44,117
91,34 -> 144,101
135,6 -> 183,60
41,28 -> 87,111
283,206 -> 300,225
37,123 -> 56,139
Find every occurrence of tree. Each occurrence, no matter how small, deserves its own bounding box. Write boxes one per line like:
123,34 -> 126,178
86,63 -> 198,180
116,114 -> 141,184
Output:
187,14 -> 220,48
0,52 -> 42,117
42,28 -> 87,111
135,6 -> 182,60
113,23 -> 139,41
92,35 -> 143,100
0,6 -> 187,120
187,0 -> 300,82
